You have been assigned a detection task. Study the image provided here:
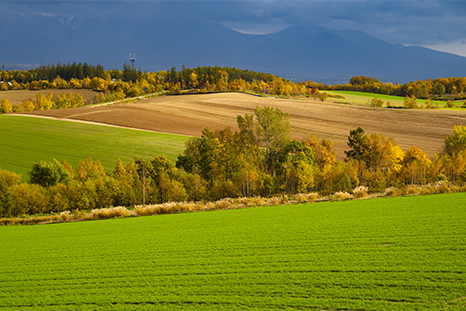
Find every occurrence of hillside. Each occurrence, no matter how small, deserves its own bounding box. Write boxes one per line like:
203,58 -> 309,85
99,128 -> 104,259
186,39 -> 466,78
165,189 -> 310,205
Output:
0,115 -> 189,178
22,92 -> 466,158
2,18 -> 466,83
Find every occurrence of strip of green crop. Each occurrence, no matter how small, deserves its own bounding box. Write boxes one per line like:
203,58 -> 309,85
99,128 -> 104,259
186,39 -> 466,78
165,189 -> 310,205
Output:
326,90 -> 447,106
1,193 -> 465,310
0,115 -> 190,179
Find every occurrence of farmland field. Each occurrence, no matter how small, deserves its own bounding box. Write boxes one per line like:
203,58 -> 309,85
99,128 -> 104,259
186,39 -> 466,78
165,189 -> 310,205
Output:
324,90 -> 445,106
0,115 -> 189,178
20,92 -> 466,159
325,90 -> 466,108
1,193 -> 465,310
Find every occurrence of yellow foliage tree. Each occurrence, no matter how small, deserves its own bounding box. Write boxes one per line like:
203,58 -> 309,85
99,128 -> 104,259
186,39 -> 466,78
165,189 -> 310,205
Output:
17,100 -> 35,112
1,98 -> 13,113
34,93 -> 55,110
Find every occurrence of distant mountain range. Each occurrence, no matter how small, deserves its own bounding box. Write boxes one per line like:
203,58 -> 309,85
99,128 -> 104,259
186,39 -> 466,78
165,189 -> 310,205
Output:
2,16 -> 466,84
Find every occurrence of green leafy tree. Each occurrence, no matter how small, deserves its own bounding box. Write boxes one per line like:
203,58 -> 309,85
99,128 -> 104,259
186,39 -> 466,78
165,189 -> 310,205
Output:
29,159 -> 71,188
254,106 -> 291,172
444,124 -> 466,156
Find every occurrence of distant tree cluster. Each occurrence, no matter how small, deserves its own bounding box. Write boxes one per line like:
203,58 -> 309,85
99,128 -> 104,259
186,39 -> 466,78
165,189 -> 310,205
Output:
318,75 -> 466,100
1,107 -> 466,218
3,62 -> 106,84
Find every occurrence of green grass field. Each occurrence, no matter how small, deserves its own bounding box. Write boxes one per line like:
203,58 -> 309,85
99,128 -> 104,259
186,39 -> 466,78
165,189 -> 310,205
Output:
0,115 -> 190,179
1,193 -> 465,310
325,90 -> 452,107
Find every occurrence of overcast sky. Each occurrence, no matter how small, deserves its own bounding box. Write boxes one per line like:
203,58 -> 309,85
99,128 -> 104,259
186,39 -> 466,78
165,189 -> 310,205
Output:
2,0 -> 466,57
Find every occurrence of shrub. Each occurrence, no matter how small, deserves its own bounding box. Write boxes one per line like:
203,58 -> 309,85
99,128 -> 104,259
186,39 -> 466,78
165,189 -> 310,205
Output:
432,180 -> 449,194
354,191 -> 368,199
239,197 -> 250,207
250,197 -> 265,206
90,206 -> 130,220
384,187 -> 399,197
420,188 -> 432,195
215,199 -> 233,210
294,192 -> 319,203
60,211 -> 71,222
204,202 -> 216,211
403,186 -> 421,196
333,191 -> 353,201
268,197 -> 282,205
353,185 -> 368,199
295,193 -> 307,203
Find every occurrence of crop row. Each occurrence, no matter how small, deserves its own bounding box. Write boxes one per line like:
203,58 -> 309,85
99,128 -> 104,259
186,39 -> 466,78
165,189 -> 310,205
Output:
1,193 -> 465,310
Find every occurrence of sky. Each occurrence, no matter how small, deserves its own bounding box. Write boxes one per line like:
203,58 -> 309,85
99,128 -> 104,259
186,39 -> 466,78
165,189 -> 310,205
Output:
1,0 -> 466,57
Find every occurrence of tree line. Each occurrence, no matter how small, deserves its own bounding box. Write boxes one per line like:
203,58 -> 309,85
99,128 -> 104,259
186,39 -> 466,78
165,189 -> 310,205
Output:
2,63 -> 465,108
317,76 -> 466,100
1,107 -> 466,218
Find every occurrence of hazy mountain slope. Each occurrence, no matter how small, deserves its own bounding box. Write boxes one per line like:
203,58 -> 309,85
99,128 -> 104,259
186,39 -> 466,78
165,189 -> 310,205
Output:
2,16 -> 466,83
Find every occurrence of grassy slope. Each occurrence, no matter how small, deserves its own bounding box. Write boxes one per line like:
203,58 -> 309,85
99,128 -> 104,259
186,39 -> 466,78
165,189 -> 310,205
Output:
1,193 -> 465,310
0,115 -> 190,179
325,90 -> 448,107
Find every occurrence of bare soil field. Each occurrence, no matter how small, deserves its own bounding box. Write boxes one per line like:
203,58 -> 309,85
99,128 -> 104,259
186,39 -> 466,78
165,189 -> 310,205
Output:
0,89 -> 101,105
18,92 -> 466,158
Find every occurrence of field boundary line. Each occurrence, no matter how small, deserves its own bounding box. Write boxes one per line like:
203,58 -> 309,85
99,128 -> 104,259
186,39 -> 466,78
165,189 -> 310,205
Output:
5,113 -> 193,138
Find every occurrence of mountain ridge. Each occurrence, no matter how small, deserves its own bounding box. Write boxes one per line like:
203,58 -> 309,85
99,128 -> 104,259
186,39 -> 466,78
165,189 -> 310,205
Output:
2,16 -> 466,84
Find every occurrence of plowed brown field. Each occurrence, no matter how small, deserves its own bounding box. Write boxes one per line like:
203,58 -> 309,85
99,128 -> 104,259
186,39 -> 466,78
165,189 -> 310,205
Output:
20,92 -> 466,158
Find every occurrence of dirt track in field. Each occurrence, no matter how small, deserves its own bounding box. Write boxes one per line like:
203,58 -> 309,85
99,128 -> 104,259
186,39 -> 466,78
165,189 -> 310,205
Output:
19,92 -> 466,158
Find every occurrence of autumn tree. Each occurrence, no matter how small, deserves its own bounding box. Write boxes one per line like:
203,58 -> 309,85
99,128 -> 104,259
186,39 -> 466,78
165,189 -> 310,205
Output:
404,95 -> 418,109
359,133 -> 404,172
17,100 -> 35,112
10,183 -> 48,216
401,146 -> 432,185
0,98 -> 13,113
0,178 -> 12,217
112,159 -> 139,207
34,93 -> 55,110
370,98 -> 384,107
236,114 -> 262,197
